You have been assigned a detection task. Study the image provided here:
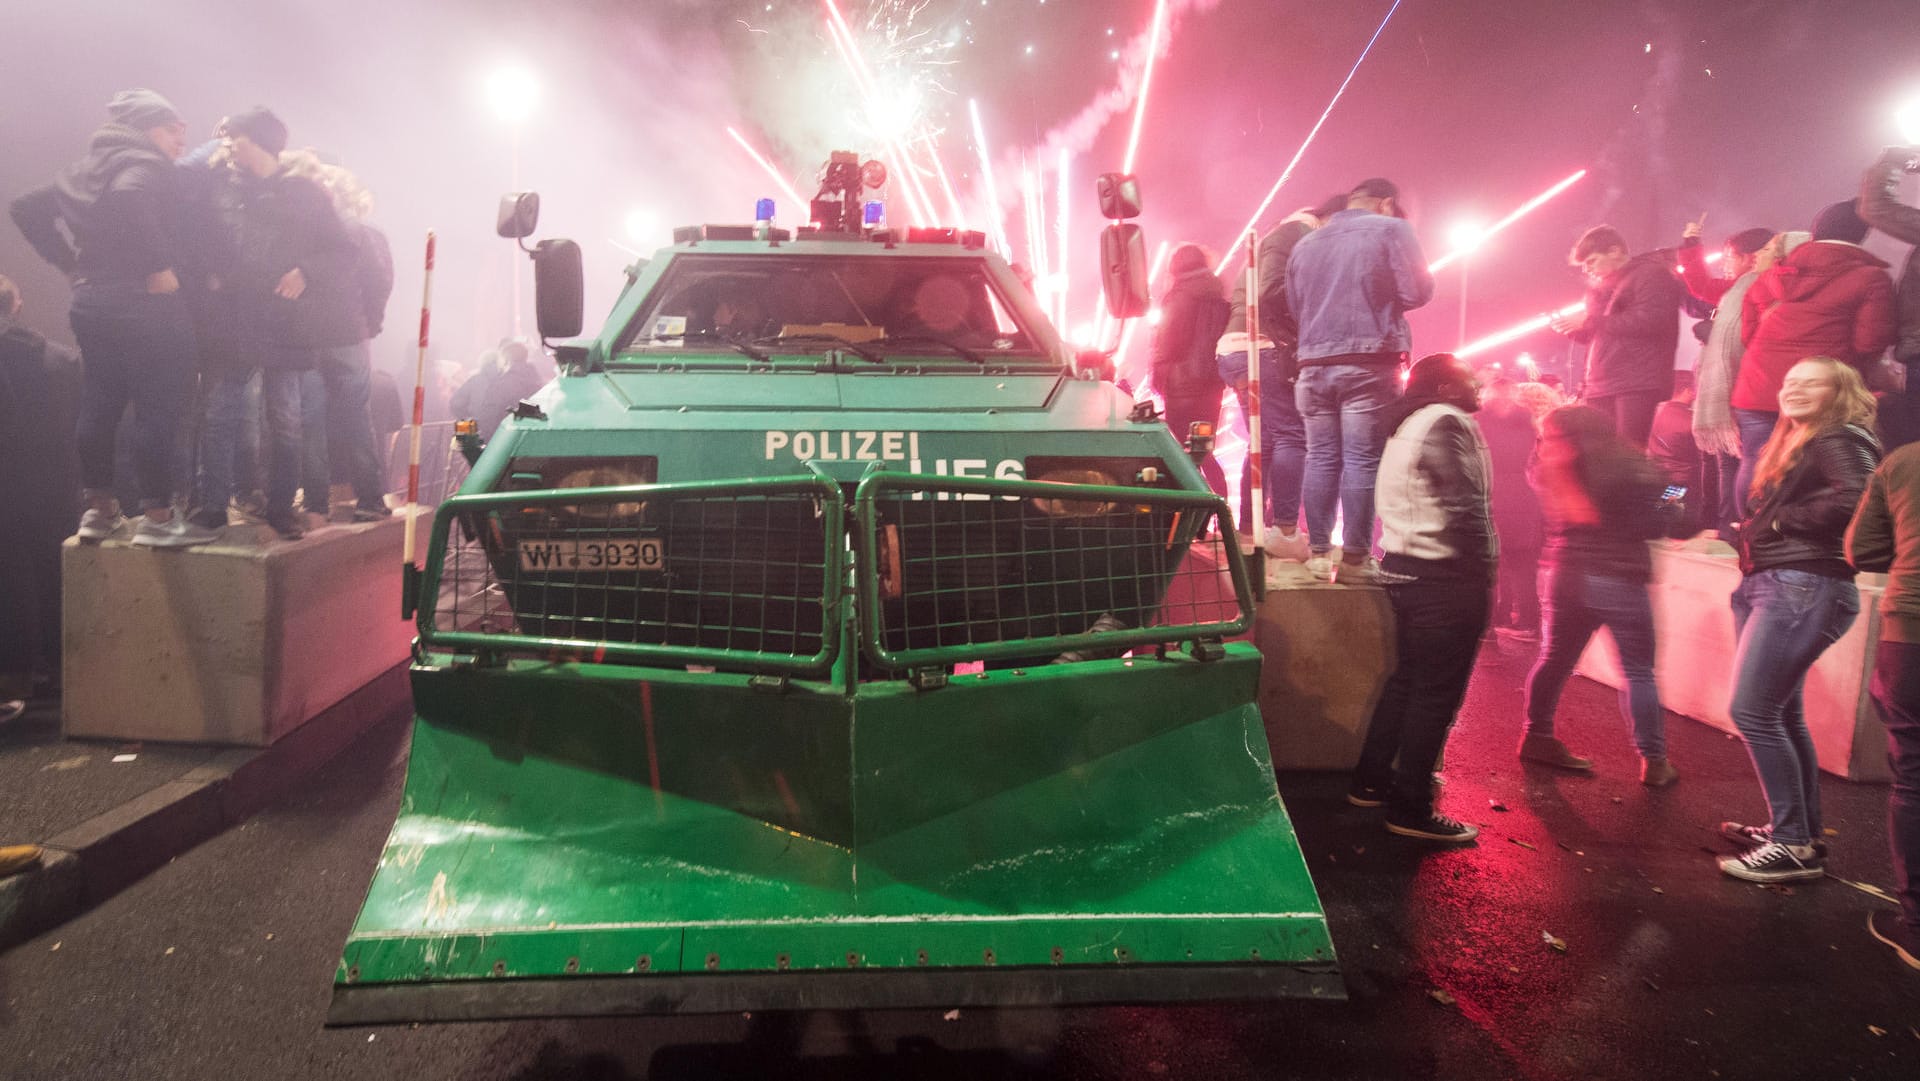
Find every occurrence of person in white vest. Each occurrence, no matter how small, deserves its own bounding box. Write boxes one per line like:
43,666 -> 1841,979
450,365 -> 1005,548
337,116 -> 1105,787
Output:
1348,353 -> 1495,843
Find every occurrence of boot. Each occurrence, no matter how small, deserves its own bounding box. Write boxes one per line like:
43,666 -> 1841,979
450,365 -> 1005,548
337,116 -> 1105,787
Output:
1640,756 -> 1679,787
1517,733 -> 1593,771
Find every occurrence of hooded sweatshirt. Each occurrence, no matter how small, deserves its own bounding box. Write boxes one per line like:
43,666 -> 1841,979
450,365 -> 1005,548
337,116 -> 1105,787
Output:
10,123 -> 183,285
1734,240 -> 1896,410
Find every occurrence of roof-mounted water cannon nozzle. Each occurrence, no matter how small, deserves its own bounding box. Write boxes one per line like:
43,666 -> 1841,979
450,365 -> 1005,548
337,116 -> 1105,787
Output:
811,151 -> 887,235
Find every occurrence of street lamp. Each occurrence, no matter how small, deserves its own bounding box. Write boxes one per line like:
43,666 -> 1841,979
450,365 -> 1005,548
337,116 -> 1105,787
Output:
1896,95 -> 1920,145
487,65 -> 541,337
1448,221 -> 1486,348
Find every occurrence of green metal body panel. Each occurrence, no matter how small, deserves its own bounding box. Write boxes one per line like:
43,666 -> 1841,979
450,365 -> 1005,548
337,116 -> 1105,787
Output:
332,647 -> 1337,1022
331,230 -> 1339,1023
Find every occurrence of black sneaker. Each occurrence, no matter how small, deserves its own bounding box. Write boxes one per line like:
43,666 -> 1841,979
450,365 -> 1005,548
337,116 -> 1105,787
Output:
1718,840 -> 1824,882
351,503 -> 393,522
1386,811 -> 1479,843
1868,911 -> 1920,971
1346,781 -> 1387,808
1719,821 -> 1827,857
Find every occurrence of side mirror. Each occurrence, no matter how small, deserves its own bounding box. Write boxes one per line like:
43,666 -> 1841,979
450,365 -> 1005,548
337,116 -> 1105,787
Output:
1096,173 -> 1143,220
1099,223 -> 1149,318
531,238 -> 583,339
496,192 -> 541,239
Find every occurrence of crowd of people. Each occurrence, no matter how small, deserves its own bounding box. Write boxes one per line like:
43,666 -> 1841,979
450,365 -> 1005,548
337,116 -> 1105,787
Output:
1149,151 -> 1920,970
7,89 -> 402,549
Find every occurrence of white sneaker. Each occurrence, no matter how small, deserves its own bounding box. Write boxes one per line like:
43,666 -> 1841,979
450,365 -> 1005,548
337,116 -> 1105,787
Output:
76,506 -> 128,541
1333,557 -> 1385,584
131,515 -> 221,549
1263,529 -> 1312,562
1304,556 -> 1337,581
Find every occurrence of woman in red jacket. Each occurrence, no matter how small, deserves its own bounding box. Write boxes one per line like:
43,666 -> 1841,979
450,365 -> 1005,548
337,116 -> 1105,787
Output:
1732,200 -> 1896,509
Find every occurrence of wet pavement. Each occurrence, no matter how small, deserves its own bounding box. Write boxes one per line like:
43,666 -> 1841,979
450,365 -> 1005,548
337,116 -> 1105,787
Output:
0,641 -> 1915,1080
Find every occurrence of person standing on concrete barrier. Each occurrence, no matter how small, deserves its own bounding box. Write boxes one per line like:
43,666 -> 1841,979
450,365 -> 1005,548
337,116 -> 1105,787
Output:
1214,194 -> 1347,561
1860,146 -> 1920,399
1719,357 -> 1880,882
1517,403 -> 1691,787
1349,353 -> 1495,843
189,108 -> 358,541
1549,225 -> 1687,449
8,89 -> 217,548
1150,244 -> 1232,500
281,151 -> 393,523
1287,178 -> 1435,583
1844,435 -> 1920,969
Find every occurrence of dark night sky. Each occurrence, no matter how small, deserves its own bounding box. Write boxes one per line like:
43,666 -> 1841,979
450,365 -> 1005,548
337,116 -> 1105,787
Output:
3,0 -> 1918,370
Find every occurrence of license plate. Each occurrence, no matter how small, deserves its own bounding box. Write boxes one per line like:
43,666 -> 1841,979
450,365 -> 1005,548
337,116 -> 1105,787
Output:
517,538 -> 665,572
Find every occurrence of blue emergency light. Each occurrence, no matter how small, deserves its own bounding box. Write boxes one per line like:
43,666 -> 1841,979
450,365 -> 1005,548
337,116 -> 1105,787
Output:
863,200 -> 884,226
754,198 -> 776,222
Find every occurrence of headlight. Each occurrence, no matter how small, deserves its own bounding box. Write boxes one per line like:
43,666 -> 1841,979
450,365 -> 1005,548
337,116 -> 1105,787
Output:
556,464 -> 649,520
1029,467 -> 1117,518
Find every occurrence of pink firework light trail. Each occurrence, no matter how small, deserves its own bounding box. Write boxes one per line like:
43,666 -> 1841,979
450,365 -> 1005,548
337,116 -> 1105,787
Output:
1217,0 -> 1405,269
1121,0 -> 1170,175
725,126 -> 810,213
1428,168 -> 1589,273
968,99 -> 1011,256
1056,146 -> 1071,332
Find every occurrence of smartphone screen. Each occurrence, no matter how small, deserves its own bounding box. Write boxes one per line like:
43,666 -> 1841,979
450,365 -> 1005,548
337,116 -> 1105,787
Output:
1661,485 -> 1687,503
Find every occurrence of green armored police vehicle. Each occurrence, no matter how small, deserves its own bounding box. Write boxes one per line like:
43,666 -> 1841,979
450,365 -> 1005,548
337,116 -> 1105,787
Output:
329,160 -> 1337,1023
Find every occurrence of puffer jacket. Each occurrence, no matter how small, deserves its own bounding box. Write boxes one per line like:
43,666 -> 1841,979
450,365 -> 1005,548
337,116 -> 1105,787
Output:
1734,241 -> 1896,410
1150,266 -> 1229,397
1860,146 -> 1920,365
1735,423 -> 1881,578
1375,399 -> 1497,582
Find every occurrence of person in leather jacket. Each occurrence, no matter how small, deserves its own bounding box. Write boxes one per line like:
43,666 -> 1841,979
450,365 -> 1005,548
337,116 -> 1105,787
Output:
1720,357 -> 1881,883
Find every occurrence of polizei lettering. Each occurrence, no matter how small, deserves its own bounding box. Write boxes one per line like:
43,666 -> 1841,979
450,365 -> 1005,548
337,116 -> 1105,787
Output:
763,430 -> 1023,497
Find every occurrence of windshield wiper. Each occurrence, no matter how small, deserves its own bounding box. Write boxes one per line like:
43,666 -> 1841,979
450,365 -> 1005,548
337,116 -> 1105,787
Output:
640,331 -> 769,362
751,332 -> 885,364
876,333 -> 987,366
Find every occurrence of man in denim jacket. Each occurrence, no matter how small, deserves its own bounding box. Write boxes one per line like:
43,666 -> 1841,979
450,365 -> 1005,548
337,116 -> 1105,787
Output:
1286,178 -> 1435,581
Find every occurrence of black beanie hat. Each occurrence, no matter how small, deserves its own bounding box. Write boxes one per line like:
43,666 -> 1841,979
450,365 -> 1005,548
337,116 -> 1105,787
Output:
107,88 -> 182,130
1811,199 -> 1869,244
227,107 -> 289,157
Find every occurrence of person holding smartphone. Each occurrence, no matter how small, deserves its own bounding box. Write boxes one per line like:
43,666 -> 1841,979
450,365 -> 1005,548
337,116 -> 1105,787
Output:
1518,404 -> 1692,786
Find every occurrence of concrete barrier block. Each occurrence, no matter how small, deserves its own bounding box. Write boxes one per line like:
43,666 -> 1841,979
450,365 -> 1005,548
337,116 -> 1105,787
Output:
1575,543 -> 1891,783
1254,575 -> 1394,771
62,518 -> 414,746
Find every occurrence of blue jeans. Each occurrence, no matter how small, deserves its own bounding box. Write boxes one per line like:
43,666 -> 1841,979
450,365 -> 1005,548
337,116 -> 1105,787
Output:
199,368 -> 303,520
1217,347 -> 1306,530
1523,565 -> 1666,758
1869,639 -> 1920,932
1732,408 -> 1778,518
1728,568 -> 1859,847
300,340 -> 387,512
1296,363 -> 1398,555
69,285 -> 197,512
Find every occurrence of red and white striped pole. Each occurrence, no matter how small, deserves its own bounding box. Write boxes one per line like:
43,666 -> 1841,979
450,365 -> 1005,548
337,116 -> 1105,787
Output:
1243,229 -> 1264,552
402,232 -> 435,611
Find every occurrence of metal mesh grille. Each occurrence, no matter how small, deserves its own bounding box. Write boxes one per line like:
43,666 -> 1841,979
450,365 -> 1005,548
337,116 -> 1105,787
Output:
856,474 -> 1251,670
422,479 -> 841,674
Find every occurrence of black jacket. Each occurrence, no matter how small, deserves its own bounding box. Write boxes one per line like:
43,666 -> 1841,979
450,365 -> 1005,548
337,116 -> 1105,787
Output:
1568,252 -> 1686,399
193,167 -> 363,366
1150,268 -> 1230,397
1736,423 -> 1881,578
351,221 -> 395,338
10,123 -> 184,285
1225,215 -> 1314,346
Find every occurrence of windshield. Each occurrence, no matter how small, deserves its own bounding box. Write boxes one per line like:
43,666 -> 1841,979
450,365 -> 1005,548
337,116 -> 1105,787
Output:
613,253 -> 1046,361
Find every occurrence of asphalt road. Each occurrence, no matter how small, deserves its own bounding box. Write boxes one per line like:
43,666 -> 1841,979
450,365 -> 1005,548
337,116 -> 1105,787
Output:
2,641 -> 1917,1081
